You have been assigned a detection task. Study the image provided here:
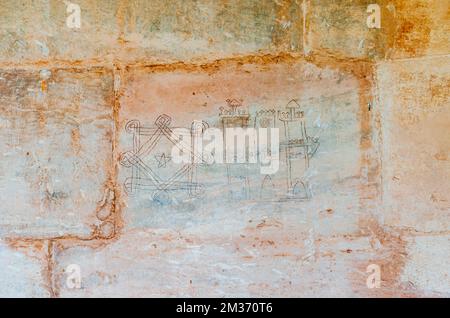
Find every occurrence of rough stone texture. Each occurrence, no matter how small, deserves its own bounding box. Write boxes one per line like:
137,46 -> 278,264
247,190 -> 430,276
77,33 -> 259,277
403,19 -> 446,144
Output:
0,239 -> 50,297
0,69 -> 114,238
387,0 -> 449,59
0,0 -> 304,64
309,0 -> 388,59
378,56 -> 450,232
0,0 -> 448,298
0,0 -> 119,63
400,235 -> 450,295
118,0 -> 281,62
55,229 -> 379,297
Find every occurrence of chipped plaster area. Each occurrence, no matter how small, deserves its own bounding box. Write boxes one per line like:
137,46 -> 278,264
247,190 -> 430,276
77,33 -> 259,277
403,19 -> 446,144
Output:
0,0 -> 448,298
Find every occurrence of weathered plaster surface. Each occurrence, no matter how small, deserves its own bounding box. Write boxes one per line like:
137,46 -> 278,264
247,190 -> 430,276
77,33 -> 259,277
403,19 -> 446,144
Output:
378,56 -> 450,233
0,0 -> 448,297
0,69 -> 113,238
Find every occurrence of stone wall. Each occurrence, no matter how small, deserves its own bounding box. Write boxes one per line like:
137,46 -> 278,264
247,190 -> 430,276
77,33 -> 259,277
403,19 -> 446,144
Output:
0,0 -> 448,297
